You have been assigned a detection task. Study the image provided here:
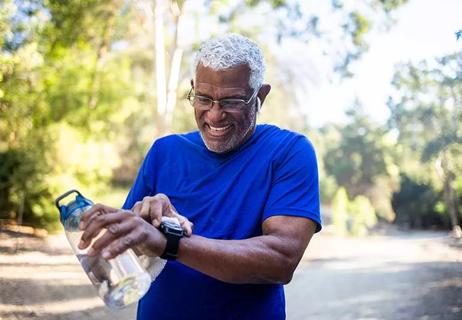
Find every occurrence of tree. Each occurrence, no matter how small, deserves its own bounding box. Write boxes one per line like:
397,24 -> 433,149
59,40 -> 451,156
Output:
130,0 -> 408,132
392,174 -> 443,229
323,104 -> 399,221
0,0 -> 409,230
0,0 -> 134,229
387,54 -> 462,237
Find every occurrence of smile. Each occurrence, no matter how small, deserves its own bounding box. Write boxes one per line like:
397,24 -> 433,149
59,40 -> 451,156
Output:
206,124 -> 232,137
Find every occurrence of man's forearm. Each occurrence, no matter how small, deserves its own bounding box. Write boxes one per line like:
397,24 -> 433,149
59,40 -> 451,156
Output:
178,234 -> 298,284
176,217 -> 316,285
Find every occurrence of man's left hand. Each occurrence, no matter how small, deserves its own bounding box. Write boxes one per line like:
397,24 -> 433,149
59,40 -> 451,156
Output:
131,194 -> 193,236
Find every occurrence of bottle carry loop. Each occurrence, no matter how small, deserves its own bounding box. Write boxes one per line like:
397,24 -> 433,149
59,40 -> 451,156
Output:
55,189 -> 82,210
55,189 -> 93,224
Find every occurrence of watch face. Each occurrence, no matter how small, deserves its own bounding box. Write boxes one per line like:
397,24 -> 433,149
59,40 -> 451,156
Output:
161,221 -> 184,236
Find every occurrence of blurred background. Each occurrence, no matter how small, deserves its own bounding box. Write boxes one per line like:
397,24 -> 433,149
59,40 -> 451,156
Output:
0,0 -> 461,319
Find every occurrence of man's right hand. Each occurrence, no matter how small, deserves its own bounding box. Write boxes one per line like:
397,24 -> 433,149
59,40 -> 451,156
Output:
131,193 -> 193,236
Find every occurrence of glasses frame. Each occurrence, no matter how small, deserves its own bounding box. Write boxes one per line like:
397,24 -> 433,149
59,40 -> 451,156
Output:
187,87 -> 259,112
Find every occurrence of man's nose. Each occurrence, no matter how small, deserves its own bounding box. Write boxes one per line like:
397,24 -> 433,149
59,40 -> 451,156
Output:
206,101 -> 226,121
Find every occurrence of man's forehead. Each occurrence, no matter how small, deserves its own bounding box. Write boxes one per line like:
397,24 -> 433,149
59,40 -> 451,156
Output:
195,63 -> 251,85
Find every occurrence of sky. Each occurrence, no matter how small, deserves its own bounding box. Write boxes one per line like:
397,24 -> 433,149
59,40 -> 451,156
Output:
304,0 -> 462,127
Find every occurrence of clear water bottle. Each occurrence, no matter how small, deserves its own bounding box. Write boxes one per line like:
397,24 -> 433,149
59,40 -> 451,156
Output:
55,189 -> 151,309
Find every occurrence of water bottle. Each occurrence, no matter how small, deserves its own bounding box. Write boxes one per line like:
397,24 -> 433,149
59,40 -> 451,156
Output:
55,189 -> 151,309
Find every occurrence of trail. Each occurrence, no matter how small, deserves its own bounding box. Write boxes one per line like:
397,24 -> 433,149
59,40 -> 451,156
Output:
286,229 -> 462,320
1,228 -> 461,319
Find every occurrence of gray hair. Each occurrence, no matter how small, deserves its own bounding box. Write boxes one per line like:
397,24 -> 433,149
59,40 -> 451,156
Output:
193,34 -> 265,90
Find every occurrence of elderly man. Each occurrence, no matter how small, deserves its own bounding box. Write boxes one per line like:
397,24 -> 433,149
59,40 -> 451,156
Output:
79,33 -> 321,319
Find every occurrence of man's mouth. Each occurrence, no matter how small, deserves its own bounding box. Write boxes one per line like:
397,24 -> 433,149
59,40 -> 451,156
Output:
205,124 -> 232,137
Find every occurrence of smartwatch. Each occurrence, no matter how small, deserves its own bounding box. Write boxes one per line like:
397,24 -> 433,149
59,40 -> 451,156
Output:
159,219 -> 184,260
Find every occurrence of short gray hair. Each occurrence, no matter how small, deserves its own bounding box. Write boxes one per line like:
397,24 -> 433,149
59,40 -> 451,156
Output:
193,34 -> 265,90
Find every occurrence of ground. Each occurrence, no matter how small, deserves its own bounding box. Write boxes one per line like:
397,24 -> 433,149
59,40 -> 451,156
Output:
0,226 -> 461,320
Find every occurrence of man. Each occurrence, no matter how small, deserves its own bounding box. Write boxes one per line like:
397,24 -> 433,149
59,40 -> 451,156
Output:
79,33 -> 321,319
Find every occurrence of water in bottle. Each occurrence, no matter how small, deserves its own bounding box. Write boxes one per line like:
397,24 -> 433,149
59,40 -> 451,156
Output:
55,189 -> 151,309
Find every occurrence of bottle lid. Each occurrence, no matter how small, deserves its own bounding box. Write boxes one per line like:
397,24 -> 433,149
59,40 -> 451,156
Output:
55,190 -> 93,223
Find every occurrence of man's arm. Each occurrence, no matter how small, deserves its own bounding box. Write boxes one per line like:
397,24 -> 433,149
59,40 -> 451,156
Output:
79,205 -> 316,285
178,215 -> 316,284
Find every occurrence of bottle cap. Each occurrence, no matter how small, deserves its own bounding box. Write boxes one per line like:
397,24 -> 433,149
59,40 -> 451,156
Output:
55,190 -> 93,223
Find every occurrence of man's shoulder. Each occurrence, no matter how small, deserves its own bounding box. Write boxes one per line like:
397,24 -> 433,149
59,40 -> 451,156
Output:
256,124 -> 313,148
257,123 -> 305,137
152,131 -> 201,149
142,131 -> 202,163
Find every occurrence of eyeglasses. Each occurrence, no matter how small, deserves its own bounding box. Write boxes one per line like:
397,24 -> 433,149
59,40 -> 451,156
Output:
187,87 -> 259,112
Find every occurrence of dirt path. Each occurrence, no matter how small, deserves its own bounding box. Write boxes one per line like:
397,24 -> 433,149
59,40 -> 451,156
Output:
0,229 -> 136,320
286,229 -> 462,320
1,227 -> 461,319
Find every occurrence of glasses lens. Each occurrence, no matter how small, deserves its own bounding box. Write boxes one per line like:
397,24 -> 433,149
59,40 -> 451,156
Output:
220,99 -> 245,111
191,95 -> 211,109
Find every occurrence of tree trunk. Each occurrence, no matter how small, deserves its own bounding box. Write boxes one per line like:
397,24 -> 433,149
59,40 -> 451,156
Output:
154,0 -> 185,133
154,0 -> 168,134
165,1 -> 185,129
441,150 -> 462,238
88,4 -> 117,109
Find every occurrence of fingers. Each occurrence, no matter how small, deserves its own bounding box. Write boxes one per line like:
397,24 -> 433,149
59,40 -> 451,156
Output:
153,194 -> 179,225
149,198 -> 165,228
129,194 -> 193,235
132,201 -> 143,217
131,194 -> 174,227
100,225 -> 150,260
78,211 -> 128,250
79,203 -> 118,230
88,218 -> 138,256
140,199 -> 154,224
174,213 -> 193,237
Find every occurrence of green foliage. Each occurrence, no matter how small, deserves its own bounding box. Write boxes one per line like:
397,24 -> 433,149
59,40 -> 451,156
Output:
388,53 -> 462,231
348,195 -> 377,236
388,55 -> 462,155
392,174 -> 444,229
0,143 -> 57,229
373,0 -> 408,13
332,187 -> 349,236
205,0 -> 407,77
347,11 -> 370,48
323,104 -> 398,221
0,0 -> 408,232
0,0 -> 133,230
331,187 -> 378,236
305,128 -> 339,204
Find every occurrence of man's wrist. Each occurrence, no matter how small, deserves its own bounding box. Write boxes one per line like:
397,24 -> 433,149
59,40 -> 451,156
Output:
158,219 -> 184,260
145,228 -> 167,257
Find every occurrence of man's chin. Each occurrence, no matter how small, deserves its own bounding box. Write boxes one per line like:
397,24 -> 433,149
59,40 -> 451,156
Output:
200,132 -> 236,154
204,140 -> 235,154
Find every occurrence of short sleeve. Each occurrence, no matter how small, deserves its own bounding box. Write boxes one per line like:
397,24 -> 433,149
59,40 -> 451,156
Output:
263,136 -> 322,232
122,143 -> 157,210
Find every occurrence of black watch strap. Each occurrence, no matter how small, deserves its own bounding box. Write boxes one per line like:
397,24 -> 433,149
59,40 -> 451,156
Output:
160,232 -> 181,260
159,221 -> 183,260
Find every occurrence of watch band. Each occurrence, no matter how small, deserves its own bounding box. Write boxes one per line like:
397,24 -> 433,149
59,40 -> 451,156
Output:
160,231 -> 181,260
159,221 -> 184,260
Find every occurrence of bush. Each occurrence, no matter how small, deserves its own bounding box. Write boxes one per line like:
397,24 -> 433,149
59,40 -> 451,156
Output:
332,187 -> 349,236
348,195 -> 377,236
331,187 -> 378,236
392,174 -> 446,229
0,148 -> 58,230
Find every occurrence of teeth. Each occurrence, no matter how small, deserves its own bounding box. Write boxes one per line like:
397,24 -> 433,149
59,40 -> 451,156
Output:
209,124 -> 231,131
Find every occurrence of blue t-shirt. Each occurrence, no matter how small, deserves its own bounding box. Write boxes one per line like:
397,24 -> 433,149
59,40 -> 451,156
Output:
123,124 -> 321,320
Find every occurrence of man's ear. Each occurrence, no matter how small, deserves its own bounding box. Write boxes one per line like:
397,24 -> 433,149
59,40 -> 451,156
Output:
257,84 -> 271,109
